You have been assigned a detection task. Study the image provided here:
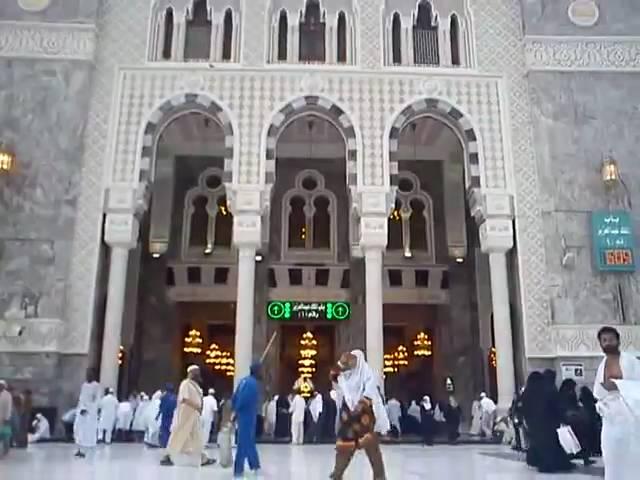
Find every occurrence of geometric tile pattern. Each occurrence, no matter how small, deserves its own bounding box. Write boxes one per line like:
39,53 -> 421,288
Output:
388,98 -> 482,189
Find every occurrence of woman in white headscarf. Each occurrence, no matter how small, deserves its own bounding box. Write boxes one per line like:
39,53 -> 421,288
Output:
329,350 -> 389,480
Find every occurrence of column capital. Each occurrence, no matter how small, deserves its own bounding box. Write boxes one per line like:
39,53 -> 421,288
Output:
353,189 -> 394,217
479,218 -> 514,254
359,215 -> 388,250
226,184 -> 269,216
469,190 -> 514,225
233,213 -> 262,249
104,184 -> 148,215
104,213 -> 139,249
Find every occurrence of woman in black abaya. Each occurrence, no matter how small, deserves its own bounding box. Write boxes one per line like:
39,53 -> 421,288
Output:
522,371 -> 574,473
274,393 -> 291,439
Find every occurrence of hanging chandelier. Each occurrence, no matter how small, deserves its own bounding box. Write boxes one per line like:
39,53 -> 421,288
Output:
412,331 -> 433,357
297,331 -> 318,397
183,328 -> 204,354
489,347 -> 497,369
205,342 -> 235,376
384,345 -> 410,374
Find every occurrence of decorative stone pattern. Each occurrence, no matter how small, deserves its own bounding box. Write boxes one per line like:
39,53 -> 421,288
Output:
388,98 -> 482,189
0,21 -> 97,61
525,36 -> 640,71
134,93 -> 235,185
109,69 -> 504,191
472,0 -> 551,356
264,95 -> 358,193
553,325 -> 640,356
64,0 -> 151,354
0,319 -> 63,353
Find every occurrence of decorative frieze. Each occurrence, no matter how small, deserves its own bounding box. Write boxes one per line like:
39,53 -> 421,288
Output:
525,36 -> 640,71
552,325 -> 640,357
0,21 -> 97,61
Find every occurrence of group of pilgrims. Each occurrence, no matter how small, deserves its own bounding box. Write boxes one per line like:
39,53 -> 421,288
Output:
64,326 -> 640,480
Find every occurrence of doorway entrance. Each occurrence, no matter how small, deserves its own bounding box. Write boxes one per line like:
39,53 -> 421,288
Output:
278,324 -> 336,396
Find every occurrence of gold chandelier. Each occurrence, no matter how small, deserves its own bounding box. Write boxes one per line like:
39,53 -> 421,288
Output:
183,328 -> 204,354
489,347 -> 497,369
384,345 -> 410,374
412,331 -> 433,357
297,331 -> 318,397
205,342 -> 235,377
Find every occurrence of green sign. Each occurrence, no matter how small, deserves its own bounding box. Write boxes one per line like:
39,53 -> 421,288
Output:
266,301 -> 350,321
591,210 -> 636,272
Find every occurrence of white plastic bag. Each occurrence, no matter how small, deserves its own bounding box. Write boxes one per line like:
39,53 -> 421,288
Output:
556,424 -> 581,455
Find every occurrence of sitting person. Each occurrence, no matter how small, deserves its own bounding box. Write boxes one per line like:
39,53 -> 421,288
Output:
28,413 -> 51,443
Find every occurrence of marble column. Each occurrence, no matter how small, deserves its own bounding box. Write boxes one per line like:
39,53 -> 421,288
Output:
99,245 -> 131,392
100,211 -> 139,392
234,245 -> 257,387
488,250 -> 516,410
364,247 -> 384,375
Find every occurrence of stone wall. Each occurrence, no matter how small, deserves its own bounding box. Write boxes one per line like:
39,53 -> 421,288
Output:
0,0 -> 98,419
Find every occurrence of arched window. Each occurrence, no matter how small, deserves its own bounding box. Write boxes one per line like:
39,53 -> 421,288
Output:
300,0 -> 326,62
184,0 -> 212,61
189,196 -> 210,248
162,7 -> 174,60
450,14 -> 460,66
222,9 -> 233,61
413,1 -> 439,65
183,168 -> 232,257
388,198 -> 403,249
387,172 -> 435,261
288,196 -> 307,249
282,170 -> 337,259
214,195 -> 232,246
277,10 -> 288,61
337,11 -> 347,64
392,13 -> 402,65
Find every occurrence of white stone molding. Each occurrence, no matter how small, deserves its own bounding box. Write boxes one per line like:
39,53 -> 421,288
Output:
0,21 -> 97,61
552,325 -> 640,357
524,36 -> 640,71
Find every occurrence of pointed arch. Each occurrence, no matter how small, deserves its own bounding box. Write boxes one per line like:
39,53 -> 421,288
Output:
337,11 -> 347,64
392,12 -> 402,65
222,9 -> 234,61
450,14 -> 461,66
138,93 -> 235,186
161,7 -> 174,60
387,98 -> 482,189
277,9 -> 288,61
263,95 -> 360,195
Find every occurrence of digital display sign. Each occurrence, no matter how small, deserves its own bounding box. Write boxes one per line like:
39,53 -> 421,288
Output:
266,301 -> 350,321
591,211 -> 636,272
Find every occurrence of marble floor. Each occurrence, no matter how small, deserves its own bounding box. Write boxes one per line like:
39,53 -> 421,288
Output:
1,443 -> 601,479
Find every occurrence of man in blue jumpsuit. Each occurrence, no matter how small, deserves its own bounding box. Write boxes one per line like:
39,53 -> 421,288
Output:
157,383 -> 177,449
232,363 -> 262,477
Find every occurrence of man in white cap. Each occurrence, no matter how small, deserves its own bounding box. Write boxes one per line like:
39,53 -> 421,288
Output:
160,365 -> 215,466
479,392 -> 497,438
0,380 -> 12,456
201,388 -> 218,446
98,388 -> 119,444
73,369 -> 102,458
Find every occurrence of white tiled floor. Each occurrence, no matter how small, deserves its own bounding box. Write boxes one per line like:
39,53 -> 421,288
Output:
1,443 -> 600,480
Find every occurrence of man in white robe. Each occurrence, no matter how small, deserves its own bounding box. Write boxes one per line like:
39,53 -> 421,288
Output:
73,369 -> 102,457
98,388 -> 119,444
28,413 -> 50,443
131,393 -> 150,442
265,395 -> 277,438
115,399 -> 133,441
308,391 -> 323,443
161,365 -> 215,467
289,391 -> 306,445
593,326 -> 640,480
469,399 -> 482,436
479,392 -> 497,438
145,390 -> 163,446
386,397 -> 402,436
200,388 -> 218,446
